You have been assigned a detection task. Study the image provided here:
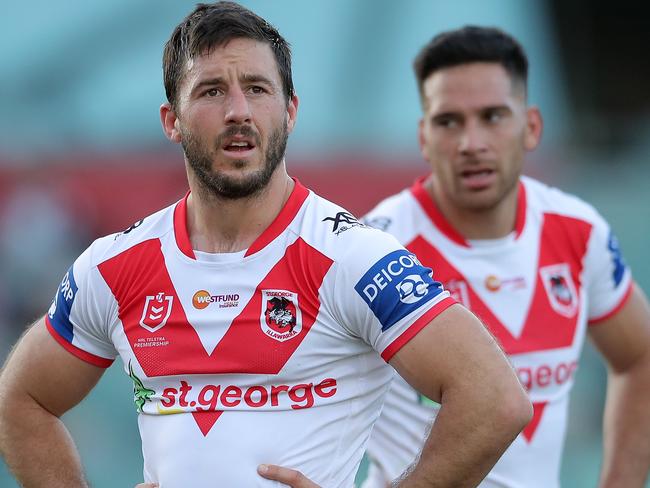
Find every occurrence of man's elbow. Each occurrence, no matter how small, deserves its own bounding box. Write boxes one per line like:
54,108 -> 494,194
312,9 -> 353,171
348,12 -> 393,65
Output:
0,375 -> 12,422
0,379 -> 14,450
494,382 -> 533,437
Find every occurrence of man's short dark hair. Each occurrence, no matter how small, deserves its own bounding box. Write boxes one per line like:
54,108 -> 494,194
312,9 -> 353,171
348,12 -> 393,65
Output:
414,26 -> 528,103
163,1 -> 294,109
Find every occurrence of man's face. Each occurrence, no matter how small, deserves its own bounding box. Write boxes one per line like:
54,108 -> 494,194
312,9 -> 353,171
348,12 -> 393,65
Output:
418,62 -> 541,211
169,38 -> 297,199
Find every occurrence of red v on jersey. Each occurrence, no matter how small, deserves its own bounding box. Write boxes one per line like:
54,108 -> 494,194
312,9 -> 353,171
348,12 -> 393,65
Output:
99,237 -> 333,376
192,410 -> 224,437
408,213 -> 592,354
99,237 -> 333,435
523,402 -> 548,442
407,213 -> 592,441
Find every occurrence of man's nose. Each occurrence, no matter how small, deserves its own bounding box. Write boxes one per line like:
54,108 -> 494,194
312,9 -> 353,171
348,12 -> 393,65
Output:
224,87 -> 252,125
458,121 -> 488,155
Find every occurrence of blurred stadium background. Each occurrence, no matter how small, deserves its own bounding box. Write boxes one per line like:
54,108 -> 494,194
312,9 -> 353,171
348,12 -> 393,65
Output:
1,0 -> 648,486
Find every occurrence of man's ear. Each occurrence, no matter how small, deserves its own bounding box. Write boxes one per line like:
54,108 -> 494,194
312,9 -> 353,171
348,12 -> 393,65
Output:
524,106 -> 543,151
286,95 -> 299,134
418,118 -> 430,162
160,103 -> 182,143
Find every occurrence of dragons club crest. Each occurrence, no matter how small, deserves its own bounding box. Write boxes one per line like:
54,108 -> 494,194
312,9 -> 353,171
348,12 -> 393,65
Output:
539,263 -> 579,318
260,290 -> 302,342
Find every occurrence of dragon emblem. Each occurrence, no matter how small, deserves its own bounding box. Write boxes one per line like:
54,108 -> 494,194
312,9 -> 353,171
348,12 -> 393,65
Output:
128,361 -> 155,413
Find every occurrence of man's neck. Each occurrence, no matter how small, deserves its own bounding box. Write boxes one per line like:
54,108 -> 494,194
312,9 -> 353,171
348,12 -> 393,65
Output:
425,176 -> 519,241
186,167 -> 294,254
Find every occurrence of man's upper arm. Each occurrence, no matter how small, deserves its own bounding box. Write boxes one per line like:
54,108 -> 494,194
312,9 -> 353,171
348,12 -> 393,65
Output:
389,303 -> 517,404
0,316 -> 106,417
589,284 -> 650,372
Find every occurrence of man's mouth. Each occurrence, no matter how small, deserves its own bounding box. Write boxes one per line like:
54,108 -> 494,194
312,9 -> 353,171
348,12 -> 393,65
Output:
221,135 -> 257,157
224,140 -> 254,152
460,168 -> 496,190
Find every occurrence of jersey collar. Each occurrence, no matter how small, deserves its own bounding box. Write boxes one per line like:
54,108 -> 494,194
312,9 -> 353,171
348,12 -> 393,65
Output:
409,176 -> 527,247
173,178 -> 310,259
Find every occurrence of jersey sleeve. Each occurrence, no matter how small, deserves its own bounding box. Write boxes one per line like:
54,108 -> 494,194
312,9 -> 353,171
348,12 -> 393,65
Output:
583,212 -> 633,324
45,241 -> 118,367
330,227 -> 456,361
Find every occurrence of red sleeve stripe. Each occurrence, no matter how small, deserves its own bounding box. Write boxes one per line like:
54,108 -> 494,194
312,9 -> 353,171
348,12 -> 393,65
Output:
45,316 -> 114,368
381,296 -> 457,362
588,280 -> 634,326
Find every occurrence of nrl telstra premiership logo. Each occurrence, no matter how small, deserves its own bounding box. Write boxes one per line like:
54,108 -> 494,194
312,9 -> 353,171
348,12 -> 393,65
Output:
139,292 -> 174,332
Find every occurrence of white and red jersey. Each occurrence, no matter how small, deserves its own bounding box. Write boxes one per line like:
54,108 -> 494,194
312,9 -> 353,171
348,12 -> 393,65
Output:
46,180 -> 454,488
362,175 -> 633,488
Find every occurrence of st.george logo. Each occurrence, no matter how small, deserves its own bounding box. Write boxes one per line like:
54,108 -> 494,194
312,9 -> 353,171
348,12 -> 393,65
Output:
260,290 -> 302,342
140,292 -> 174,332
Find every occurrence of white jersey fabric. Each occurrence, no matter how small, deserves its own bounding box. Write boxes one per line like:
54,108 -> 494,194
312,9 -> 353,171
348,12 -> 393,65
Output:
362,176 -> 633,488
46,180 -> 455,488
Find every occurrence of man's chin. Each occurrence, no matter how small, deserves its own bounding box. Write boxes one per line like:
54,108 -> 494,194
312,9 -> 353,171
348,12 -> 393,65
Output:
458,190 -> 504,211
210,158 -> 252,173
201,170 -> 273,200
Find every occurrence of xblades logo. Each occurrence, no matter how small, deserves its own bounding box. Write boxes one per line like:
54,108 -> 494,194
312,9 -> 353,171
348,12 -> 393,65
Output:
115,219 -> 145,240
322,212 -> 364,235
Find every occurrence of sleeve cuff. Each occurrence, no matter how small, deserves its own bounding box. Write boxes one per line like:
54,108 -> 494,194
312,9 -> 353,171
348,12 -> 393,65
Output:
588,280 -> 634,326
45,316 -> 114,368
381,296 -> 457,362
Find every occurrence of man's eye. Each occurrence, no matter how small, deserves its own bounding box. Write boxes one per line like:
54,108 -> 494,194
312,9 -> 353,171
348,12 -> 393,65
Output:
249,86 -> 265,94
205,88 -> 221,97
434,117 -> 458,129
485,110 -> 504,123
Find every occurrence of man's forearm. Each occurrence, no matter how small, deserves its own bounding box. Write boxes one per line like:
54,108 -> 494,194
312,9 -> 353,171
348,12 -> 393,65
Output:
599,362 -> 650,488
393,390 -> 529,487
0,398 -> 89,488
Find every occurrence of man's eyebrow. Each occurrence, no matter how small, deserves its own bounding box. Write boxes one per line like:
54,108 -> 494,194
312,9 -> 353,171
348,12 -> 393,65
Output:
241,73 -> 275,86
481,104 -> 512,112
191,77 -> 225,94
431,104 -> 512,117
190,74 -> 276,95
431,110 -> 461,119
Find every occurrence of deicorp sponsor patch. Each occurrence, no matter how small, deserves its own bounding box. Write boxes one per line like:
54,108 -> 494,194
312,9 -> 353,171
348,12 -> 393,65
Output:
47,265 -> 78,342
355,250 -> 443,331
607,232 -> 626,286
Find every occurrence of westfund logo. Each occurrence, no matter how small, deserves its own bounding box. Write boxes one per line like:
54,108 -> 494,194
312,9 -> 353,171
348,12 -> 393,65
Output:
355,249 -> 443,331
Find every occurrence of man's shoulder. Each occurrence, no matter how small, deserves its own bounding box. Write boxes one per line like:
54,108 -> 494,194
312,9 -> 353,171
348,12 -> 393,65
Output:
358,187 -> 415,240
84,200 -> 178,269
300,191 -> 406,264
523,176 -> 601,223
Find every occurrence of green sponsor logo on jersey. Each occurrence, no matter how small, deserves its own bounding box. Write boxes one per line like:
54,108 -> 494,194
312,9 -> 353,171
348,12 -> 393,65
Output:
128,361 -> 155,413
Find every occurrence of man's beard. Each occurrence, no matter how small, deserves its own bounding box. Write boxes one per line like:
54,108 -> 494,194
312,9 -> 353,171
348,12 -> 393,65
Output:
181,123 -> 288,200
